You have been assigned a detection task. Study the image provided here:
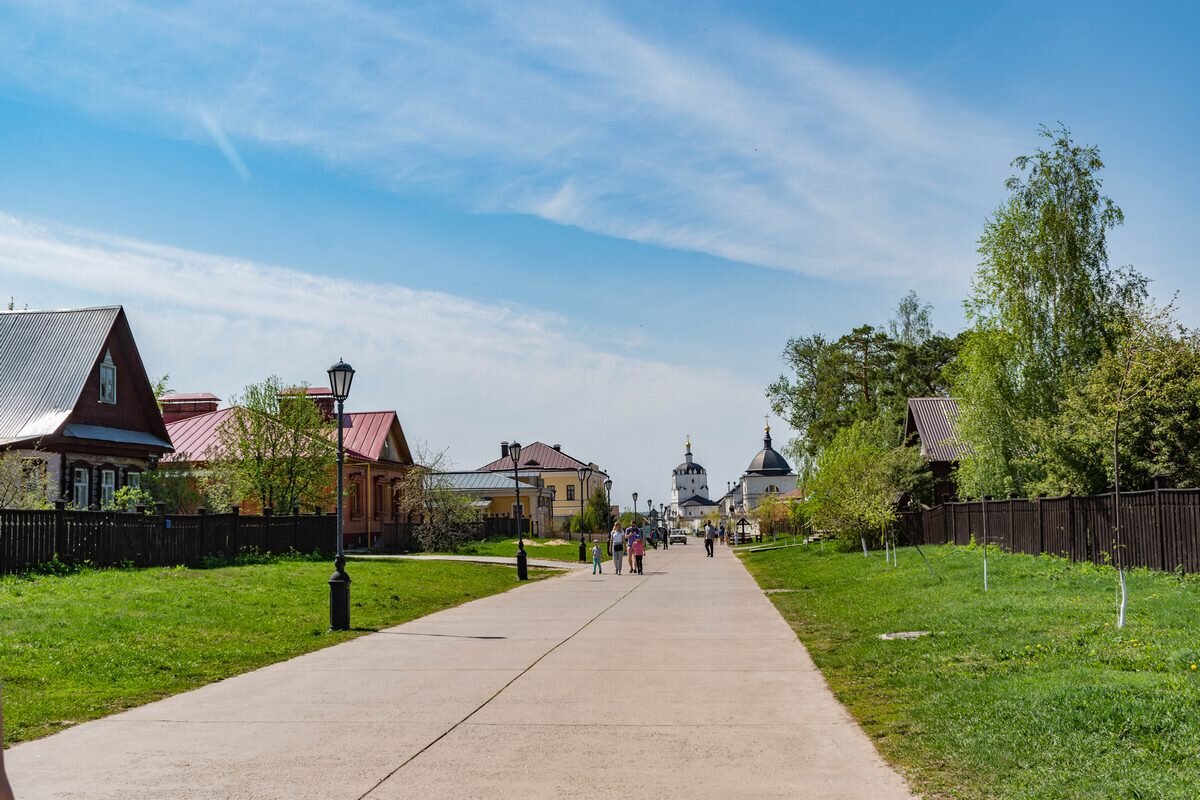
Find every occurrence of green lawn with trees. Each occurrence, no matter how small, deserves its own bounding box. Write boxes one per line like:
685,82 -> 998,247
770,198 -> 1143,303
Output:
0,555 -> 551,744
743,543 -> 1200,800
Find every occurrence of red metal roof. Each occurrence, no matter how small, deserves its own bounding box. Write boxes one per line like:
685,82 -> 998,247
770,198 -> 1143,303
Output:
165,408 -> 411,465
479,441 -> 604,473
161,392 -> 221,402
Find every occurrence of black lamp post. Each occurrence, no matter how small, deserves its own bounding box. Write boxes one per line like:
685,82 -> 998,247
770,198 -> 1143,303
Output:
604,478 -> 613,528
511,441 -> 527,580
327,359 -> 355,631
632,491 -> 638,525
577,466 -> 592,561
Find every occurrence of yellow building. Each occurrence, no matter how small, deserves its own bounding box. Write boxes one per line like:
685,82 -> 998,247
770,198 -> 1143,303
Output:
479,441 -> 610,531
430,471 -> 555,537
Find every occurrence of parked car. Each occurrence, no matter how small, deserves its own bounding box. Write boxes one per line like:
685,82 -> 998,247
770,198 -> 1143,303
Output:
669,528 -> 688,545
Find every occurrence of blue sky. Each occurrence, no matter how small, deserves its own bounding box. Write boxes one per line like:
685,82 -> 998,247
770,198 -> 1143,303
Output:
1,0 -> 1197,506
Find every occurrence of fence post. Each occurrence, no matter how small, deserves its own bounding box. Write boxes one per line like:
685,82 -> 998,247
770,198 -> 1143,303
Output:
292,505 -> 300,552
1153,476 -> 1168,571
1008,493 -> 1017,552
948,496 -> 957,544
197,507 -> 207,565
263,506 -> 273,555
54,499 -> 66,559
1067,493 -> 1077,562
1037,495 -> 1045,556
230,505 -> 241,558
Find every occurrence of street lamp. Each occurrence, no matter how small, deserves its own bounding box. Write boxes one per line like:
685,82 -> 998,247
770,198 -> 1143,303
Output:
604,478 -> 613,527
577,466 -> 592,561
327,359 -> 355,631
632,491 -> 638,525
660,502 -> 667,549
511,441 -> 528,580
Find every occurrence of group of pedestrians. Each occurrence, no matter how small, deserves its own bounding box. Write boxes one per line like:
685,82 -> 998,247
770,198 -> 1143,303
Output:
592,522 -> 650,575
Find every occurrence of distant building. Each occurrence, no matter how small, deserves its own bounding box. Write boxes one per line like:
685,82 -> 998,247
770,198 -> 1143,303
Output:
903,397 -> 963,503
0,305 -> 173,508
669,437 -> 718,530
428,471 -> 555,535
163,389 -> 413,547
730,422 -> 797,533
478,441 -> 609,532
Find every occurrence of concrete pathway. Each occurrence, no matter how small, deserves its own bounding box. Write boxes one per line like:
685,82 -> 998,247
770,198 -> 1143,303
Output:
350,553 -> 589,570
7,543 -> 913,799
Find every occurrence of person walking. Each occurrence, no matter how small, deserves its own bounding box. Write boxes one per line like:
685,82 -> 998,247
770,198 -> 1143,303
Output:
704,522 -> 716,557
610,525 -> 625,575
631,532 -> 645,574
592,541 -> 603,574
626,525 -> 639,574
718,522 -> 726,547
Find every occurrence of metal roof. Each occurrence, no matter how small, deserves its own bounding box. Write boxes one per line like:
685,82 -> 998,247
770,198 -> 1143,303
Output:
430,471 -> 542,492
479,441 -> 605,474
0,306 -> 122,445
62,424 -> 173,449
165,407 -> 412,465
905,397 -> 964,463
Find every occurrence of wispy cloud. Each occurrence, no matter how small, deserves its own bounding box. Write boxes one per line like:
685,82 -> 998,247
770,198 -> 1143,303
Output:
0,212 -> 764,500
198,105 -> 251,180
0,0 -> 1013,282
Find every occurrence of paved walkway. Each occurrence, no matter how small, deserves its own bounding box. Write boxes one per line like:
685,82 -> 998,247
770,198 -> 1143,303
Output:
7,543 -> 913,799
350,553 -> 589,570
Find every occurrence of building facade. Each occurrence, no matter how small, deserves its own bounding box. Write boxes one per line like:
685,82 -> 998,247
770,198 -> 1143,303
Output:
478,441 -> 609,532
668,437 -> 718,530
0,306 -> 174,508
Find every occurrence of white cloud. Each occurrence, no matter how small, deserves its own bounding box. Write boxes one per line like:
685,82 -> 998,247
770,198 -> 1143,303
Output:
0,0 -> 1013,284
0,212 -> 767,506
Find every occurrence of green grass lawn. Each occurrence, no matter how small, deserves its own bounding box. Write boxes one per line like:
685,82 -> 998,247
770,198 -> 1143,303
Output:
440,536 -> 587,562
742,543 -> 1200,800
0,556 -> 551,744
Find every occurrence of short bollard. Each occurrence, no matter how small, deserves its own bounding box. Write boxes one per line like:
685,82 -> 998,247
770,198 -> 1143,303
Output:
578,535 -> 587,562
516,542 -> 529,581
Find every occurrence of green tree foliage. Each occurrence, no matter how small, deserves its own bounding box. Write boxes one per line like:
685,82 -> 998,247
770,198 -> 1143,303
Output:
955,125 -> 1146,493
104,485 -> 156,512
802,418 -> 929,548
1024,303 -> 1200,495
768,293 -> 958,461
568,487 -> 611,533
204,377 -> 336,513
0,450 -> 52,509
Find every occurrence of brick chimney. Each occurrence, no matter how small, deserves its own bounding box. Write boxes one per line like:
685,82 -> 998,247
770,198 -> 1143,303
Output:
161,393 -> 221,424
552,444 -> 562,451
500,441 -> 510,459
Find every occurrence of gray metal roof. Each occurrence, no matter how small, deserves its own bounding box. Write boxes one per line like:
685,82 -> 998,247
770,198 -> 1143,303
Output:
905,397 -> 964,462
0,306 -> 122,445
63,424 -> 173,449
429,471 -> 543,493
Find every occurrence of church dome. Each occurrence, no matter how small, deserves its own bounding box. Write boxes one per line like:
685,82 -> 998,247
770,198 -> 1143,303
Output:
674,436 -> 706,475
746,425 -> 792,476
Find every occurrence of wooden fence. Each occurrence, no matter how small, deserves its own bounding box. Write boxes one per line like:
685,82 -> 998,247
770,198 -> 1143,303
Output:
0,503 -> 336,576
898,488 -> 1200,573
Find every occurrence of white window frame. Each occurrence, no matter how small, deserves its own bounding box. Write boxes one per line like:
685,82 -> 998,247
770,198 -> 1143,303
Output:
101,469 -> 116,508
99,350 -> 117,404
73,467 -> 90,509
127,472 -> 141,489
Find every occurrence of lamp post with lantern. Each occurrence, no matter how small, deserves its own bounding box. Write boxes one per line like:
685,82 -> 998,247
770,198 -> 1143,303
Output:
576,466 -> 592,561
327,359 -> 355,631
632,492 -> 638,526
511,441 -> 528,580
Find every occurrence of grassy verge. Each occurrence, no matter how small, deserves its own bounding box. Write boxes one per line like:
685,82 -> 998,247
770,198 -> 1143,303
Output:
0,555 -> 551,744
742,543 -> 1200,799
439,536 -> 586,562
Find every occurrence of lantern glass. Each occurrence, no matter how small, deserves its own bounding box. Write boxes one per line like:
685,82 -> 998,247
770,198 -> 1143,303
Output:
327,360 -> 355,401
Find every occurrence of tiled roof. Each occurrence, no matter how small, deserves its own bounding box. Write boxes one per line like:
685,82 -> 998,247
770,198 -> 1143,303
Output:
479,441 -> 605,474
905,397 -> 964,463
165,408 -> 410,465
0,306 -> 121,444
679,494 -> 719,507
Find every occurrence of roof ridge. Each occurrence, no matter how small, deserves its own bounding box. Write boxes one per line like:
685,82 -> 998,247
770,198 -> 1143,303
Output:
0,304 -> 122,315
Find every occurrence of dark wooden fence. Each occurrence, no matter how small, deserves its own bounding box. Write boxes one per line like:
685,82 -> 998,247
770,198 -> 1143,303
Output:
378,517 -> 527,553
897,488 -> 1200,573
0,503 -> 336,576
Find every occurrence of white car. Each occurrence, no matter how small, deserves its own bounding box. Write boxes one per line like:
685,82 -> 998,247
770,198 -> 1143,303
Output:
669,528 -> 688,545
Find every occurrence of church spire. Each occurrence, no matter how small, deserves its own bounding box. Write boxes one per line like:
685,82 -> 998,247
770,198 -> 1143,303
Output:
763,416 -> 772,449
685,435 -> 693,464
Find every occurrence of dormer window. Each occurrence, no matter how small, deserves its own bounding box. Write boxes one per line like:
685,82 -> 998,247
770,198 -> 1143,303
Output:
99,350 -> 117,404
